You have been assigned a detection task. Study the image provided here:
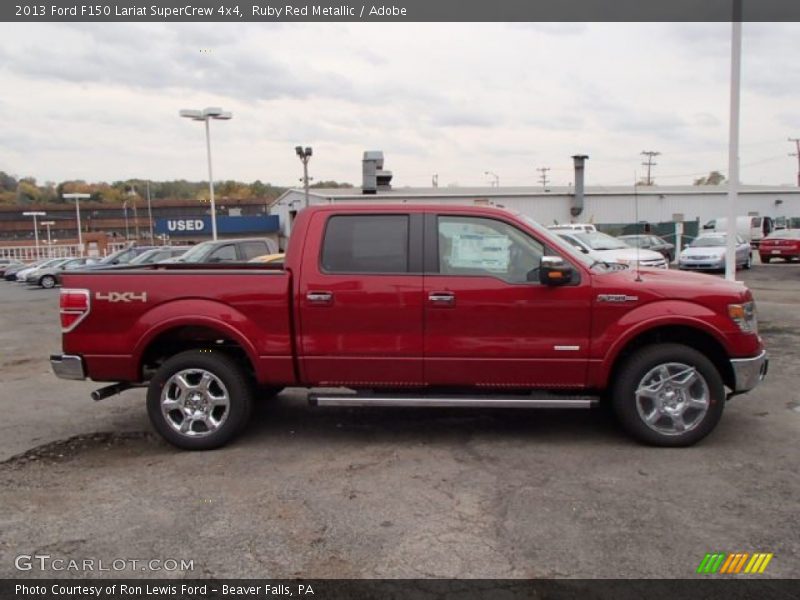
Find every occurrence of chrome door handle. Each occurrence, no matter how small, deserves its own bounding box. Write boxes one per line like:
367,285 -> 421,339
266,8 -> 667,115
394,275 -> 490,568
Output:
307,291 -> 333,304
428,292 -> 455,306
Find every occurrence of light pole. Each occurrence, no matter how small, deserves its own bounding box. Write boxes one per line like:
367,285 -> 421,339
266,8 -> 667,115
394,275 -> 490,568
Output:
63,193 -> 91,256
295,146 -> 313,208
146,181 -> 154,244
41,221 -> 55,257
22,211 -> 46,258
122,200 -> 130,240
484,171 -> 499,188
179,107 -> 233,241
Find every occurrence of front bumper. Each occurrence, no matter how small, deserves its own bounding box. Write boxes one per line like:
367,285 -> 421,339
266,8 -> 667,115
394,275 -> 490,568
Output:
679,258 -> 724,271
730,350 -> 768,394
50,354 -> 86,380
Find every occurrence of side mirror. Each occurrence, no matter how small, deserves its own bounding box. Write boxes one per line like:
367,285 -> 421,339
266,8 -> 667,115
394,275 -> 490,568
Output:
539,256 -> 574,286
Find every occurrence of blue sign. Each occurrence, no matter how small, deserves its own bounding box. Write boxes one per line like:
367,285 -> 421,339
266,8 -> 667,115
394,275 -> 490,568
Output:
155,215 -> 279,237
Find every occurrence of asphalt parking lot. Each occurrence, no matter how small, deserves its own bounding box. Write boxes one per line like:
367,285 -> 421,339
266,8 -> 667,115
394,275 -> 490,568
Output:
0,263 -> 798,579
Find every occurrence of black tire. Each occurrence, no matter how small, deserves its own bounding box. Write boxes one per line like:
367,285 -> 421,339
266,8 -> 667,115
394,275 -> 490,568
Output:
743,255 -> 752,270
612,344 -> 725,447
146,349 -> 253,450
40,275 -> 56,289
760,255 -> 771,264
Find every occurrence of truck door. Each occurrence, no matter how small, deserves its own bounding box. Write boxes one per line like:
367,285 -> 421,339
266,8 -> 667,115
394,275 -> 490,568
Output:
298,212 -> 424,386
423,213 -> 592,388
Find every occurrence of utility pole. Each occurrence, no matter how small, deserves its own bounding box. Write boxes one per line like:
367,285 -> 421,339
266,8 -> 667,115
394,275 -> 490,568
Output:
640,151 -> 661,185
788,138 -> 800,187
537,167 -> 550,191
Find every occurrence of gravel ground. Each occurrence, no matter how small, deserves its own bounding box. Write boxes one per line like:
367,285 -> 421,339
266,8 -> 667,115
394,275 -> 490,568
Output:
0,263 -> 798,579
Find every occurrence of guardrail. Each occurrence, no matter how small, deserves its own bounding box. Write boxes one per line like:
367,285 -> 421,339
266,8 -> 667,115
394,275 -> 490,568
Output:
0,243 -> 130,262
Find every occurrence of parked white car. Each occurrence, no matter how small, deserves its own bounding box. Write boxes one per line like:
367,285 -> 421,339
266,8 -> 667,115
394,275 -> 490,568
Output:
548,223 -> 598,233
679,233 -> 752,271
557,231 -> 668,269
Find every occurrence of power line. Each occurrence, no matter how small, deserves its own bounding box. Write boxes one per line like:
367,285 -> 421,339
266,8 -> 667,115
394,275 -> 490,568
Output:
640,151 -> 661,185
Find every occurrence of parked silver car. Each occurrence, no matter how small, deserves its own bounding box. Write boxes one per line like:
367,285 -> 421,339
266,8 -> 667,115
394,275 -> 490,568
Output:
679,233 -> 751,271
28,257 -> 99,288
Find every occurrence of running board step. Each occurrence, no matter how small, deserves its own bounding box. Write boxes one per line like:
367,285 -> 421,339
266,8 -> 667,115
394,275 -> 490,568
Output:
309,393 -> 598,409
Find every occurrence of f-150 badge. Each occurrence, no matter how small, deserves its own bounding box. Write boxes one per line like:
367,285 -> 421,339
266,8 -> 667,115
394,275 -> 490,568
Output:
96,291 -> 148,303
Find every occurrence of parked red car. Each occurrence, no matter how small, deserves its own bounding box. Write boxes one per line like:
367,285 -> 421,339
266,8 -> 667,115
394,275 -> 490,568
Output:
51,204 -> 767,450
759,229 -> 800,263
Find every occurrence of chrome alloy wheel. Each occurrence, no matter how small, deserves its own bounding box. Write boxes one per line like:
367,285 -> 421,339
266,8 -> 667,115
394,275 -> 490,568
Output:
160,369 -> 230,437
634,362 -> 710,436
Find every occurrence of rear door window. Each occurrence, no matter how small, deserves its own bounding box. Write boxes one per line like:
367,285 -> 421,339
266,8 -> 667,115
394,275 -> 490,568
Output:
321,215 -> 409,273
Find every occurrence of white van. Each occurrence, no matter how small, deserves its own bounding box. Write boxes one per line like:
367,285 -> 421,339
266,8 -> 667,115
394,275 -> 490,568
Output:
703,216 -> 774,248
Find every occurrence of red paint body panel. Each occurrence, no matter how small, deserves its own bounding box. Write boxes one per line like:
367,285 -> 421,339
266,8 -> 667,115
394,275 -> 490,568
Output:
60,204 -> 765,393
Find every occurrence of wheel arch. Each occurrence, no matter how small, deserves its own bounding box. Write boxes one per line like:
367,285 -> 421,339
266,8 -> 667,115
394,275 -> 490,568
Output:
135,318 -> 258,382
604,324 -> 735,393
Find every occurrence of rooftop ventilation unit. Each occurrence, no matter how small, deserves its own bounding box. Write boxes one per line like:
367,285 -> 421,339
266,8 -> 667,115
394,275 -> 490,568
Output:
362,151 -> 393,194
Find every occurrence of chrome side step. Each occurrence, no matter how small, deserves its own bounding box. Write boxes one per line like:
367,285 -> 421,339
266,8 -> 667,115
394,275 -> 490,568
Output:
309,392 -> 598,409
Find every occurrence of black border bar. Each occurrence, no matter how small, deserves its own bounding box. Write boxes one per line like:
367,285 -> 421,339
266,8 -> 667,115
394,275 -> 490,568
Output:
3,579 -> 800,600
5,0 -> 800,22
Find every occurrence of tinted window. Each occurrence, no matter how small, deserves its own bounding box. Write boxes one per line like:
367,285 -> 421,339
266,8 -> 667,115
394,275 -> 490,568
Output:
438,216 -> 544,283
321,215 -> 409,273
241,241 -> 267,260
208,244 -> 237,262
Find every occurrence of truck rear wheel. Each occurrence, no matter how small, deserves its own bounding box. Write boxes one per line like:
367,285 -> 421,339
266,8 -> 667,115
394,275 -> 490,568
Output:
612,344 -> 725,447
147,350 -> 253,450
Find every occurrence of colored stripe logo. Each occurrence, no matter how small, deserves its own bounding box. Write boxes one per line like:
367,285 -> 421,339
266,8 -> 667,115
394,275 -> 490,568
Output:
696,552 -> 773,574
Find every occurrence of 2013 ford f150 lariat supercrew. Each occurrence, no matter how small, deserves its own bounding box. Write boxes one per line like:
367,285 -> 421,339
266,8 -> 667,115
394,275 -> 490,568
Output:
51,205 -> 768,450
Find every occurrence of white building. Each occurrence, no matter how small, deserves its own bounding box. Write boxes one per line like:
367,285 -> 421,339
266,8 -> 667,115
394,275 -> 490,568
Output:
272,152 -> 800,244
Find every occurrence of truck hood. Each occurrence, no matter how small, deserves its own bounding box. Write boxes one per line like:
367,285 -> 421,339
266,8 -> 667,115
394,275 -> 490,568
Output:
592,265 -> 751,305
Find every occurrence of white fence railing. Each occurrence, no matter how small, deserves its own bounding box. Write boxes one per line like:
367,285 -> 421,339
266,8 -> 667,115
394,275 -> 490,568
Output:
0,243 -> 130,262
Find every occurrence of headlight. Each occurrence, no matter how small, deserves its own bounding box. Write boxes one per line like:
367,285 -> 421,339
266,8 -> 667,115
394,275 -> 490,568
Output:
728,301 -> 758,334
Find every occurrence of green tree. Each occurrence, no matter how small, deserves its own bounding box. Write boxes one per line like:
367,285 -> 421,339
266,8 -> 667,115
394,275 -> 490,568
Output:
693,171 -> 726,185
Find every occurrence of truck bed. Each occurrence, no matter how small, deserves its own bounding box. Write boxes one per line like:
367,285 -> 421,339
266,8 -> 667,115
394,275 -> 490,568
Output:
61,265 -> 295,384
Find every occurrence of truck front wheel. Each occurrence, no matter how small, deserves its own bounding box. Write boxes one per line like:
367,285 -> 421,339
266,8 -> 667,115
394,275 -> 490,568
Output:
146,350 -> 253,450
612,344 -> 725,447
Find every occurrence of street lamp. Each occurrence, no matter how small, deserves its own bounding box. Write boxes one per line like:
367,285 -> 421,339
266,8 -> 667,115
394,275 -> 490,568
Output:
41,221 -> 55,257
295,146 -> 313,208
484,171 -> 499,188
22,211 -> 46,258
62,193 -> 91,256
179,106 -> 233,241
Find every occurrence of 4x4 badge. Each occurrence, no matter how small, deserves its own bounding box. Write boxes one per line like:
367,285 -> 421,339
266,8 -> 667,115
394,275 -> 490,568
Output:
96,291 -> 148,303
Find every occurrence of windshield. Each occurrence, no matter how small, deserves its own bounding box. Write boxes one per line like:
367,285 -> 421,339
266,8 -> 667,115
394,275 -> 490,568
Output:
690,236 -> 727,247
619,236 -> 646,247
129,249 -> 165,264
34,258 -> 67,269
571,231 -> 629,251
766,229 -> 800,240
176,243 -> 211,263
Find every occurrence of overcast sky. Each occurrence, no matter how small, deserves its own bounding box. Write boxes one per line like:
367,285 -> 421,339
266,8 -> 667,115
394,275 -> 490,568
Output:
0,22 -> 798,188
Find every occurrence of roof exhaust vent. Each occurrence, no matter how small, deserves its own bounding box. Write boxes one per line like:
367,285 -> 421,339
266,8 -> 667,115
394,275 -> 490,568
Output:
362,151 -> 393,194
571,155 -> 589,217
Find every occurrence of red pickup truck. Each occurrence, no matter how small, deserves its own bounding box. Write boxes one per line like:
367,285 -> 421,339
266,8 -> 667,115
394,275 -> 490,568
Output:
51,204 -> 768,450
